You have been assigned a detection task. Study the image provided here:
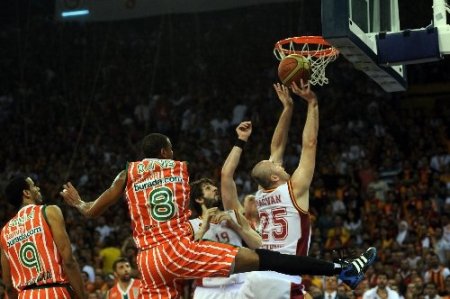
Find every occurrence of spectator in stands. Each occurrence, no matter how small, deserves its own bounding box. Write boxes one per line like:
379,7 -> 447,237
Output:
362,272 -> 400,299
424,252 -> 450,295
313,276 -> 349,299
97,236 -> 122,275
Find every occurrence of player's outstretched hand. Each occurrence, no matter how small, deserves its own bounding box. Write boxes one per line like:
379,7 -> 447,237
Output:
60,182 -> 83,207
291,80 -> 317,103
273,83 -> 293,108
236,121 -> 252,141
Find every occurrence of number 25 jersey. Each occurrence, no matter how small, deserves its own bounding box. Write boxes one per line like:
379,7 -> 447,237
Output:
255,181 -> 311,256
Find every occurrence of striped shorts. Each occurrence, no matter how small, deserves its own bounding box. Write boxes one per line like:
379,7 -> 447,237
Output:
137,236 -> 239,299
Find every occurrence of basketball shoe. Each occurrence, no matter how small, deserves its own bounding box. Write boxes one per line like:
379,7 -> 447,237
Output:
338,247 -> 377,289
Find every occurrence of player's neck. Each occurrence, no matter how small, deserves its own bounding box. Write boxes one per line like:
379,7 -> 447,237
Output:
118,279 -> 132,290
20,199 -> 36,208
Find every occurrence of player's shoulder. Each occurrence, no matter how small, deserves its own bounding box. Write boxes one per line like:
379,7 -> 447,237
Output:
44,204 -> 63,214
42,205 -> 65,223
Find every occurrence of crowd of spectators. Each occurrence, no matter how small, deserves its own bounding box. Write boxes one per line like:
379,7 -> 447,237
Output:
0,2 -> 450,298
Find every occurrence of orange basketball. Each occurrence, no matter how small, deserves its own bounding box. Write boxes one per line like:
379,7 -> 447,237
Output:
278,54 -> 311,86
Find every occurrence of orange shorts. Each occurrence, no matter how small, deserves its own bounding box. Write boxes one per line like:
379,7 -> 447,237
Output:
137,236 -> 239,299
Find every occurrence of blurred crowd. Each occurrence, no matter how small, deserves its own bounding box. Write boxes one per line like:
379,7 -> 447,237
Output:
0,2 -> 450,299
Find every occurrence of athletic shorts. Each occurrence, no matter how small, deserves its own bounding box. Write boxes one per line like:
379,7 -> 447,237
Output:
193,273 -> 246,299
194,282 -> 244,299
239,271 -> 305,299
137,236 -> 239,299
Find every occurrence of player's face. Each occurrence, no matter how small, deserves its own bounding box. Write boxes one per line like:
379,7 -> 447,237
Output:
201,183 -> 220,208
164,138 -> 174,159
324,276 -> 338,290
26,177 -> 42,204
114,262 -> 132,282
244,196 -> 258,218
271,163 -> 290,181
377,275 -> 388,288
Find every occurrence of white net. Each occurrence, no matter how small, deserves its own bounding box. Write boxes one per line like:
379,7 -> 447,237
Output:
274,37 -> 339,86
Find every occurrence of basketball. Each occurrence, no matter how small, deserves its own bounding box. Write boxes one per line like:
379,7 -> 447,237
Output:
277,54 -> 311,86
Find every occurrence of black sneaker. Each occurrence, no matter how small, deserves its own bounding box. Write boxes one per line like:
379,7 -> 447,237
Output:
338,247 -> 377,289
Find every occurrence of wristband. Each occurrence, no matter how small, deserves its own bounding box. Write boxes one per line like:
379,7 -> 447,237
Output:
234,138 -> 247,149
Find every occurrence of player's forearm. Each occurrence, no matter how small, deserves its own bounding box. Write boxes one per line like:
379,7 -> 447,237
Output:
6,287 -> 18,299
221,147 -> 243,177
270,106 -> 293,162
237,226 -> 262,249
75,201 -> 97,218
194,228 -> 208,241
76,193 -> 114,218
63,258 -> 86,299
302,100 -> 318,148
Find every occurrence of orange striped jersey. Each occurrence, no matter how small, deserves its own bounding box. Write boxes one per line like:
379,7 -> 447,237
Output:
425,266 -> 450,293
125,159 -> 192,250
106,278 -> 141,299
255,181 -> 311,255
0,204 -> 69,290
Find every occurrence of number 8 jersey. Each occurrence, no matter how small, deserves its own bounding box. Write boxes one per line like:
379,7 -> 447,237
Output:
255,181 -> 311,256
125,159 -> 192,250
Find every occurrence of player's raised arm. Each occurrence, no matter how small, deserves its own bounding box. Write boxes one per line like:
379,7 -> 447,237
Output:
220,121 -> 252,212
60,170 -> 126,218
269,83 -> 294,165
289,80 -> 319,211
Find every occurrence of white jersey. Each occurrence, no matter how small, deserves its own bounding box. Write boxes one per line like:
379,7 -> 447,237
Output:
239,181 -> 310,299
189,210 -> 245,296
189,210 -> 243,247
255,181 -> 311,255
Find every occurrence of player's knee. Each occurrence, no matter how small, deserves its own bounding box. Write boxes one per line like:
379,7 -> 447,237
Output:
233,247 -> 259,274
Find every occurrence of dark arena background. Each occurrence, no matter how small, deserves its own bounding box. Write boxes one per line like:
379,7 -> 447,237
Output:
0,0 -> 449,298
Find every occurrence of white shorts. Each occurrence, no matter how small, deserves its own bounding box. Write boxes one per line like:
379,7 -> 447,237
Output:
238,271 -> 305,299
193,274 -> 245,299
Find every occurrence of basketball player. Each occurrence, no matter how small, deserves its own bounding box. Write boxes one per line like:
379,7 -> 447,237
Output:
60,82 -> 376,299
105,257 -> 141,299
239,80 -> 340,298
189,176 -> 261,299
189,177 -> 261,249
223,81 -> 313,298
0,176 -> 85,299
186,121 -> 260,298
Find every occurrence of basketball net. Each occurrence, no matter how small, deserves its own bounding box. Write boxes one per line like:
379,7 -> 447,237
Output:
273,36 -> 339,86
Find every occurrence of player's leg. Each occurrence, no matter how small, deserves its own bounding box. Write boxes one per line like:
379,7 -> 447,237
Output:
137,237 -> 239,298
234,246 -> 377,289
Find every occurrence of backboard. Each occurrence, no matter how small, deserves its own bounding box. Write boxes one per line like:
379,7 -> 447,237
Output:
321,0 -> 448,92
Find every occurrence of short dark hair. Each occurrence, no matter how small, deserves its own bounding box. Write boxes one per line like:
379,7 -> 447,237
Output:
142,133 -> 170,158
190,178 -> 215,214
4,176 -> 29,209
112,257 -> 130,272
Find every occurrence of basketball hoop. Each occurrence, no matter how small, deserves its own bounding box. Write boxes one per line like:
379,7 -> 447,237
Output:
274,36 -> 339,86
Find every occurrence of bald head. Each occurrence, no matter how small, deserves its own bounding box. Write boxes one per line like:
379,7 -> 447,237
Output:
251,160 -> 273,189
251,160 -> 290,189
